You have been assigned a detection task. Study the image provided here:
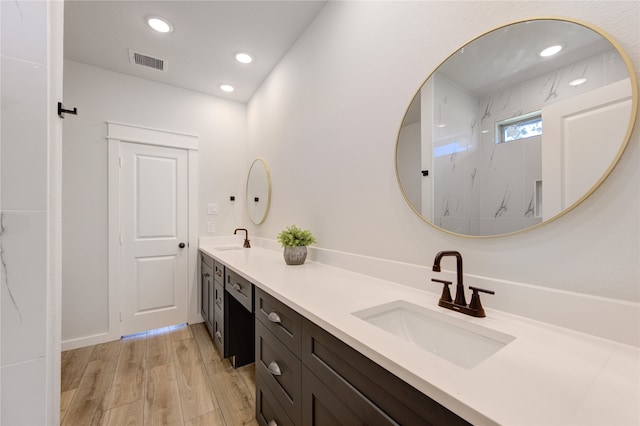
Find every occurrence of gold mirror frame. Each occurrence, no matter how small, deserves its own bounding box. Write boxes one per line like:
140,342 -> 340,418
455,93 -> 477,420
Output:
395,17 -> 638,238
246,158 -> 272,225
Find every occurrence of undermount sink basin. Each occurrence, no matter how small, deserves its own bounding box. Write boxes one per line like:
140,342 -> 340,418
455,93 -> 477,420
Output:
212,246 -> 244,251
353,300 -> 515,369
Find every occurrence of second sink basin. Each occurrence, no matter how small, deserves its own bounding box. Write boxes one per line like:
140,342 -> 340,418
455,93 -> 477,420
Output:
353,300 -> 515,369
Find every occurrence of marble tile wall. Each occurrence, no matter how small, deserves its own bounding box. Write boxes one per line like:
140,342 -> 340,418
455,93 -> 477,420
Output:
431,49 -> 626,236
1,1 -> 50,424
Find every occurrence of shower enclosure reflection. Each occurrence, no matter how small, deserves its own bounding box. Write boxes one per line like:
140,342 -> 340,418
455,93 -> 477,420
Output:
396,18 -> 637,237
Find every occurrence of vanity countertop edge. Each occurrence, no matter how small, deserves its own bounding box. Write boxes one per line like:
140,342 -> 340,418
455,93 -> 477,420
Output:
199,244 -> 640,426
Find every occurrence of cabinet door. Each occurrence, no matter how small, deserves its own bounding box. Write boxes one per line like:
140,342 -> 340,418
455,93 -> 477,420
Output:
201,260 -> 213,335
301,318 -> 469,426
301,366 -> 396,426
200,263 -> 209,321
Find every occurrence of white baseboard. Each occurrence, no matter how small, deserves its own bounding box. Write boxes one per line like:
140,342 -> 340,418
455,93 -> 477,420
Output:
61,331 -> 118,351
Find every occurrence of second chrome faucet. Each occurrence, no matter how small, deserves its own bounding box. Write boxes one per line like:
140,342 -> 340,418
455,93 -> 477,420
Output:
431,250 -> 494,318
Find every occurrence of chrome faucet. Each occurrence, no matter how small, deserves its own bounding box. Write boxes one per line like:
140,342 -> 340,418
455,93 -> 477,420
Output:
431,250 -> 494,318
234,228 -> 251,248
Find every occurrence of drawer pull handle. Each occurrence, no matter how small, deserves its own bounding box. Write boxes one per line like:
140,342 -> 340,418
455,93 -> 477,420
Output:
216,298 -> 222,308
216,270 -> 222,277
267,361 -> 282,376
215,331 -> 222,340
267,311 -> 281,324
232,283 -> 241,291
203,273 -> 211,278
268,421 -> 278,426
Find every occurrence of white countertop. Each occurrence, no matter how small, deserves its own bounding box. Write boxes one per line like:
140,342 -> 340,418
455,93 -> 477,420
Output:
200,244 -> 640,425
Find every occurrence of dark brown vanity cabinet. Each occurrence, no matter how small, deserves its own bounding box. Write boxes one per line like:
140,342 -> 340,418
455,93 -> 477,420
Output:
201,253 -> 255,368
255,287 -> 470,426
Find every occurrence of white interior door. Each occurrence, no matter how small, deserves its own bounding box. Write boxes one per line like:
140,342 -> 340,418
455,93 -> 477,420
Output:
120,142 -> 188,335
541,78 -> 633,220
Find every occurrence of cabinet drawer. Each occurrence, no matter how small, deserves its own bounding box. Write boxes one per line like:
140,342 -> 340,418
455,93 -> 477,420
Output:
226,269 -> 254,311
214,281 -> 224,316
214,260 -> 224,285
256,372 -> 295,426
255,287 -> 302,355
201,253 -> 214,268
256,320 -> 301,424
213,311 -> 225,357
301,318 -> 470,426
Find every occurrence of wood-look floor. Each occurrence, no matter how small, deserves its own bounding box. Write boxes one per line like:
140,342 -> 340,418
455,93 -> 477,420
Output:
61,323 -> 258,426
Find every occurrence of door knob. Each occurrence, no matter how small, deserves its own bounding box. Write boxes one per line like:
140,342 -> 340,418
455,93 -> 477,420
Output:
179,242 -> 186,248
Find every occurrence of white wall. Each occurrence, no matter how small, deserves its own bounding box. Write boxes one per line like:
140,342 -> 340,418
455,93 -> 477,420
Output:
1,1 -> 63,424
246,1 -> 639,303
62,60 -> 247,345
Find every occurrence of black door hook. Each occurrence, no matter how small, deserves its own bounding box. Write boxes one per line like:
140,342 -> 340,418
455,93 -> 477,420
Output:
58,102 -> 78,119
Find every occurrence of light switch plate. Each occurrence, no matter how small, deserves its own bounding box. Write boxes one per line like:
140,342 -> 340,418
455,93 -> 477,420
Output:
207,222 -> 215,233
207,203 -> 219,215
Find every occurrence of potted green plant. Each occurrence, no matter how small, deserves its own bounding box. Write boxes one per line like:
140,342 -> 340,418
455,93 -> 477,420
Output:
277,225 -> 317,265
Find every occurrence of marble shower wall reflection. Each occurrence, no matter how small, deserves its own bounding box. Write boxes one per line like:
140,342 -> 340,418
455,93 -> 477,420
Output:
430,48 -> 627,236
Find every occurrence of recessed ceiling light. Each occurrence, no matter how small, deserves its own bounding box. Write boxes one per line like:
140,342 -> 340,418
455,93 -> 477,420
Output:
539,45 -> 562,57
569,78 -> 587,86
220,84 -> 235,93
235,53 -> 254,64
147,15 -> 173,33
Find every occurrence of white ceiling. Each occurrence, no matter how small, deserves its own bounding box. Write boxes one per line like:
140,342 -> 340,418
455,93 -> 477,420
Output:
64,0 -> 327,103
437,20 -> 612,97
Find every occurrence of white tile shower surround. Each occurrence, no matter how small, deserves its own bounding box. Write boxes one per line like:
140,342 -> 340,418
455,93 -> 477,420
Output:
200,236 -> 639,425
1,1 -> 56,423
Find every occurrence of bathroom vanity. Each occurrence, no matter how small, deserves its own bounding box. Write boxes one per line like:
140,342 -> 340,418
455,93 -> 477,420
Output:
200,244 -> 639,425
254,287 -> 468,425
201,252 -> 255,368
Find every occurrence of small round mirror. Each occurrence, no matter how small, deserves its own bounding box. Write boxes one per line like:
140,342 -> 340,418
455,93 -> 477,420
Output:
246,158 -> 272,225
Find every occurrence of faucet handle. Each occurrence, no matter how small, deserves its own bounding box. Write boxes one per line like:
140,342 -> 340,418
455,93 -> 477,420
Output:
468,286 -> 494,317
431,278 -> 453,305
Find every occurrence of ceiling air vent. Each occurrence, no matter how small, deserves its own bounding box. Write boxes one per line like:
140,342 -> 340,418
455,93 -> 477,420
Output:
128,49 -> 166,72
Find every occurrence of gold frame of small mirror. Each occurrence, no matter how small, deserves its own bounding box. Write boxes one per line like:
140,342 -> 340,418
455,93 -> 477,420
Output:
395,17 -> 638,238
246,158 -> 272,225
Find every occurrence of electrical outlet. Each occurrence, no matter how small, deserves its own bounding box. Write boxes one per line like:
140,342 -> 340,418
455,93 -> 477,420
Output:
207,222 -> 215,233
207,203 -> 219,215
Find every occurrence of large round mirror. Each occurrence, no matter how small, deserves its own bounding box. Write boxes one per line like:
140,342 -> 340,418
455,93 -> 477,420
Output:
396,18 -> 637,237
246,158 -> 272,225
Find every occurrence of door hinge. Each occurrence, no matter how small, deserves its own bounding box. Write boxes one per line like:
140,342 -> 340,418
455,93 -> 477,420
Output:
120,310 -> 123,321
119,234 -> 123,244
119,157 -> 123,168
